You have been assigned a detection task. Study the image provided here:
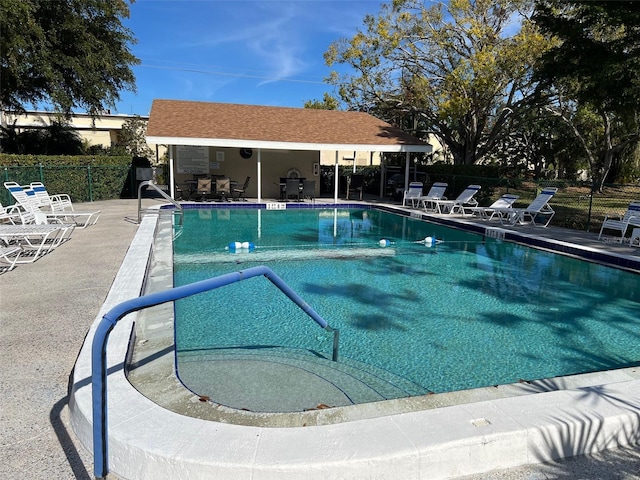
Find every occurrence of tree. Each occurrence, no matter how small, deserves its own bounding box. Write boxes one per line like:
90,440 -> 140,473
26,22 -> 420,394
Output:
533,0 -> 640,188
0,0 -> 139,117
118,116 -> 154,161
325,0 -> 553,165
0,117 -> 84,155
303,93 -> 340,110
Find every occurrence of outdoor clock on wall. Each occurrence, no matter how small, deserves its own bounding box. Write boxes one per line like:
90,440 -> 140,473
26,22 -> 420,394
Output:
240,148 -> 253,159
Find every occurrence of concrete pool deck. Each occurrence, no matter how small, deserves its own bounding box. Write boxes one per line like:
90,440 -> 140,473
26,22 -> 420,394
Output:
1,197 -> 639,479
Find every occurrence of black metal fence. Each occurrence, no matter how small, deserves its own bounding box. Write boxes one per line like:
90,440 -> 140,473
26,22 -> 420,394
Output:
1,164 -> 135,206
345,168 -> 639,233
420,174 -> 640,233
3,164 -> 639,233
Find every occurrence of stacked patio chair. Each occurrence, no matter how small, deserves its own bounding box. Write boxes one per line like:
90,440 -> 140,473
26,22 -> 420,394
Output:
4,182 -> 100,228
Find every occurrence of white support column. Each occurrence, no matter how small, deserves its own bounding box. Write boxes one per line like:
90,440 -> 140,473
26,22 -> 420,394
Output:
257,149 -> 262,202
334,151 -> 339,203
379,155 -> 385,199
169,145 -> 175,200
404,151 -> 411,193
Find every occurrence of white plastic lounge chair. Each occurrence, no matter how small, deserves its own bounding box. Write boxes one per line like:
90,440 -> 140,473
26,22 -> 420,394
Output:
29,182 -> 74,211
598,201 -> 640,243
9,208 -> 76,239
428,185 -> 482,215
0,223 -> 73,262
1,202 -> 22,224
630,227 -> 640,247
4,182 -> 101,229
0,245 -> 22,272
402,182 -> 424,207
469,194 -> 520,220
418,182 -> 448,211
496,187 -> 558,227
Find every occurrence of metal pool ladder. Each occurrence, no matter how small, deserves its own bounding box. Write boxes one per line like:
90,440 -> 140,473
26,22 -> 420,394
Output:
137,180 -> 184,230
90,265 -> 339,479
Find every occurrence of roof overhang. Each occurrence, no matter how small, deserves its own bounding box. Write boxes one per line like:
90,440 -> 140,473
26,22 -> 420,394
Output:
146,136 -> 433,153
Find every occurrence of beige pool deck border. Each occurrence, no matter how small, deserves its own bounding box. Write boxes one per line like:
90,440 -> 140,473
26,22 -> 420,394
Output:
68,198 -> 640,480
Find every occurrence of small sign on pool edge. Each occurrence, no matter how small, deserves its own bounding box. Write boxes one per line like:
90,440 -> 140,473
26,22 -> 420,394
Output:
266,203 -> 287,210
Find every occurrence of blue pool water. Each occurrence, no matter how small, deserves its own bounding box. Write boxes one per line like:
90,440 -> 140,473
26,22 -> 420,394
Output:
173,207 -> 640,396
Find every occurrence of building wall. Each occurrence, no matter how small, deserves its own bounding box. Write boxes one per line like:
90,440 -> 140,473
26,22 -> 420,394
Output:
2,110 -> 166,161
171,146 -> 320,199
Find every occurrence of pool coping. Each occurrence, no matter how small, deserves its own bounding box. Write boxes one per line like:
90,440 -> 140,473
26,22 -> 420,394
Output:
69,202 -> 640,480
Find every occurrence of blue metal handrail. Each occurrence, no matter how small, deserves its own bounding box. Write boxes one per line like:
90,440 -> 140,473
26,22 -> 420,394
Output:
91,265 -> 338,479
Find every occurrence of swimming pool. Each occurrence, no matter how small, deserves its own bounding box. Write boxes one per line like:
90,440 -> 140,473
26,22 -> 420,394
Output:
68,201 -> 640,480
172,207 -> 640,411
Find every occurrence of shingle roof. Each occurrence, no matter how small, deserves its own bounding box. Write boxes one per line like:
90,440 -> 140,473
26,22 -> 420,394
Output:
146,99 -> 431,152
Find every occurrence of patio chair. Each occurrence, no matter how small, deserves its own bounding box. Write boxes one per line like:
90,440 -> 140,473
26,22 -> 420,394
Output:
418,182 -> 448,211
29,182 -> 73,212
302,180 -> 316,203
215,177 -> 231,202
598,201 -> 640,242
469,194 -> 520,220
196,178 -> 212,201
496,187 -> 558,227
428,185 -> 481,215
402,182 -> 424,208
346,174 -> 364,200
285,178 -> 301,201
232,176 -> 250,201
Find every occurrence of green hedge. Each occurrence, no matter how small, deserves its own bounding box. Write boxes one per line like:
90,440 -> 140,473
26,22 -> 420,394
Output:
0,154 -> 134,204
0,154 -> 132,167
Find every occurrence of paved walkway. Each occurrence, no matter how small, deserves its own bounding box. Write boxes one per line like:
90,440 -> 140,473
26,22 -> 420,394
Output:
0,198 -> 638,479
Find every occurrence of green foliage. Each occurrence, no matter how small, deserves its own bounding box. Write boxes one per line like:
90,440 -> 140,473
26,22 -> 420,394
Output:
118,116 -> 154,160
303,93 -> 341,110
534,0 -> 640,115
533,0 -> 640,188
0,154 -> 131,166
0,0 -> 139,114
0,119 -> 84,154
0,154 -> 132,203
326,0 -> 552,165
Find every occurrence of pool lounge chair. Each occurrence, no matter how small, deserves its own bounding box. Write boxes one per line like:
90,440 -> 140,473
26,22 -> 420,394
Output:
598,201 -> 640,243
427,185 -> 481,215
496,187 -> 558,227
402,182 -> 424,207
1,202 -> 22,224
0,223 -> 73,262
418,182 -> 448,211
4,182 -> 101,228
0,245 -> 22,272
29,182 -> 74,212
469,194 -> 520,220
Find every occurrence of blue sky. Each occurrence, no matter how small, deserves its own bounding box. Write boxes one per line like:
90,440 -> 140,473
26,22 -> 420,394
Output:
115,0 -> 385,116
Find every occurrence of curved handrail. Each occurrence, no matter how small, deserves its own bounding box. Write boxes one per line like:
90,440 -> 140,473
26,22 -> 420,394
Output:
91,265 -> 337,479
137,180 -> 183,226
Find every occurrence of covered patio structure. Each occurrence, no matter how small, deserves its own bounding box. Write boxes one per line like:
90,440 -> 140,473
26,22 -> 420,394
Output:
145,99 -> 432,202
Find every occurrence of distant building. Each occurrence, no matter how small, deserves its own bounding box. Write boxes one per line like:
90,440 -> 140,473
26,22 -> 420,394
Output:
1,110 -> 165,161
